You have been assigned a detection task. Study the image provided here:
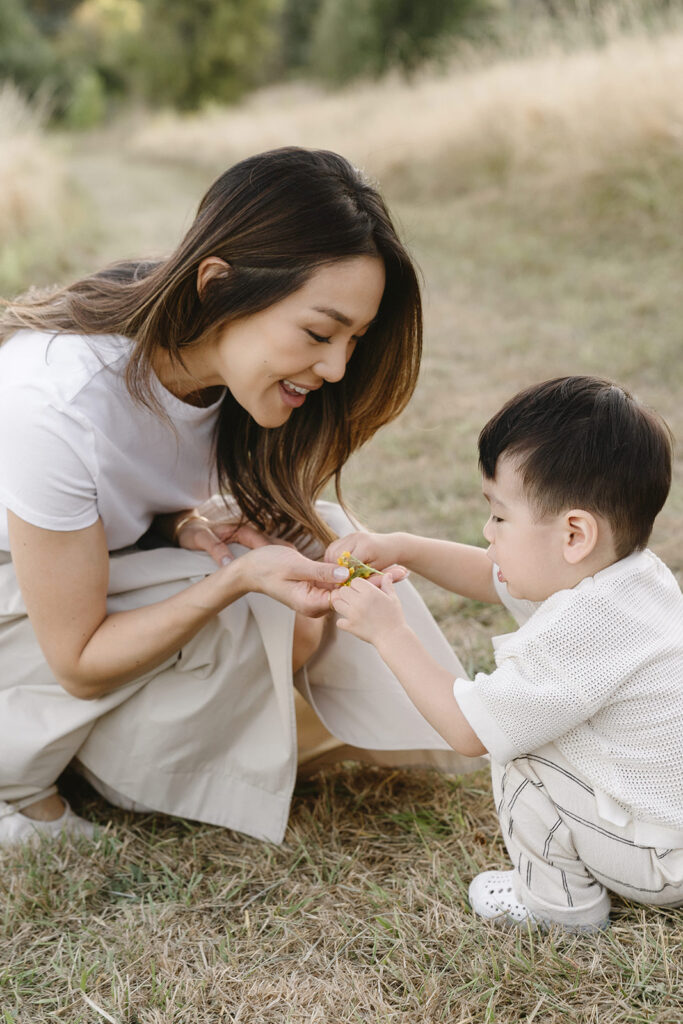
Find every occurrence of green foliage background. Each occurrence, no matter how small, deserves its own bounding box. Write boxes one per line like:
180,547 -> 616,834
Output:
1,0 -> 283,124
1,0 -> 681,124
0,0 -> 496,123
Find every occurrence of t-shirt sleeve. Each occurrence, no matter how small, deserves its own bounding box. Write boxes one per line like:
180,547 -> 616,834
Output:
453,660 -> 592,763
454,588 -> 639,762
0,388 -> 98,531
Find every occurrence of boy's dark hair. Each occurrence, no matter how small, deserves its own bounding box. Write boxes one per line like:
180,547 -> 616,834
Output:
478,376 -> 673,559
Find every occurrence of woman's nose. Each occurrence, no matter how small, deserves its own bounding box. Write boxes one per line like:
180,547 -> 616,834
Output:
315,339 -> 352,383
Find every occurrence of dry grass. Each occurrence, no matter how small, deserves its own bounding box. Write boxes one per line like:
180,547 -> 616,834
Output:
2,766 -> 682,1023
2,20 -> 683,1023
0,85 -> 89,296
0,86 -> 62,236
124,27 -> 683,199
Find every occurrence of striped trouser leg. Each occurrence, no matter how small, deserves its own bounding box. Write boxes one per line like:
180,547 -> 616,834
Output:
491,750 -> 683,928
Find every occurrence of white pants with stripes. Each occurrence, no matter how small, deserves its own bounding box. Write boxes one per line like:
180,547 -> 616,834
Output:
491,746 -> 683,928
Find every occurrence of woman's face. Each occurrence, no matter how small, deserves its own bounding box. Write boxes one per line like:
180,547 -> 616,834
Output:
182,255 -> 386,427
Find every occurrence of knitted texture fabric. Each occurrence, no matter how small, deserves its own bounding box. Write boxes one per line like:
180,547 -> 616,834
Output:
455,550 -> 683,831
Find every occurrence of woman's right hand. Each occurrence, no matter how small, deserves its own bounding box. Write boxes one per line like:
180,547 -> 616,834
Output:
235,545 -> 350,617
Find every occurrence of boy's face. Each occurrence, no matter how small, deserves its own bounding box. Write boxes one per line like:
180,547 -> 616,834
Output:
481,456 -> 571,602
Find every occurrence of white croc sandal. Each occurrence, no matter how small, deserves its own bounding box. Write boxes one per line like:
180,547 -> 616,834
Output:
0,786 -> 96,847
468,869 -> 610,932
468,869 -> 545,927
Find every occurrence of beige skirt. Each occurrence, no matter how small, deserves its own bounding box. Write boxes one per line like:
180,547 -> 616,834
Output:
0,502 -> 486,842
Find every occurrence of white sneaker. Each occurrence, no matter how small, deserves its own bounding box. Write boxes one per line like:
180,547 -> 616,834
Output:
0,796 -> 96,847
468,870 -> 609,932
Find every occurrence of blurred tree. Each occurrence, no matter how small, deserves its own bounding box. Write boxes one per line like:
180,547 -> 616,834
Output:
0,0 -> 120,122
22,0 -> 82,35
63,67 -> 107,127
65,0 -> 142,100
0,0 -> 58,104
0,0 -> 285,122
134,0 -> 283,109
309,0 -> 492,84
277,0 -> 324,74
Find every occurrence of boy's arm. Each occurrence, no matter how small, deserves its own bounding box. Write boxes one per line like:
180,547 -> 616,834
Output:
398,535 -> 499,604
331,576 -> 487,757
326,532 -> 499,605
375,624 -> 487,756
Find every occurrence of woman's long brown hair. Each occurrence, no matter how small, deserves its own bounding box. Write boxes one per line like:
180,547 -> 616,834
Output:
0,148 -> 422,546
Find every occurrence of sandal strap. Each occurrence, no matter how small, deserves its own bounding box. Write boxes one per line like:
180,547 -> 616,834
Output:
0,785 -> 58,818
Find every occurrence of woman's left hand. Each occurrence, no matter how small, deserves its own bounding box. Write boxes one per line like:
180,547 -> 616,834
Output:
236,544 -> 350,616
177,515 -> 275,567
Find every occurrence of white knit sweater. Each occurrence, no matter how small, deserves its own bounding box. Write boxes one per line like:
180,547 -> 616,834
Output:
455,549 -> 683,844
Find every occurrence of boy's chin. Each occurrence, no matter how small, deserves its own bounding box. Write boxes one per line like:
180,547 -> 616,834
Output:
506,581 -> 536,601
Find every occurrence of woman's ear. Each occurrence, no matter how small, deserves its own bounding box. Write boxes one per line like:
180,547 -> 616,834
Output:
197,257 -> 230,299
562,509 -> 599,565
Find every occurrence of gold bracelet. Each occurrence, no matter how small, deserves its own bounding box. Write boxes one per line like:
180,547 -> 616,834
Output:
172,511 -> 213,544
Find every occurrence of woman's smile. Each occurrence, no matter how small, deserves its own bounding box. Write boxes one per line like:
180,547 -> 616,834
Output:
279,379 -> 319,407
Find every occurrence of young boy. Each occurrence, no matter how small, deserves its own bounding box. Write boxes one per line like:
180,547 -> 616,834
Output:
329,376 -> 683,932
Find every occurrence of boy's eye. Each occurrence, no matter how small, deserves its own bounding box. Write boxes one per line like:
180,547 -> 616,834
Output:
491,515 -> 503,524
306,330 -> 330,344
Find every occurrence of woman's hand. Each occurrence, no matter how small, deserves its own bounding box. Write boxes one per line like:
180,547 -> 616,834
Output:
324,531 -> 408,583
236,545 -> 350,617
331,573 -> 406,645
176,514 -> 274,566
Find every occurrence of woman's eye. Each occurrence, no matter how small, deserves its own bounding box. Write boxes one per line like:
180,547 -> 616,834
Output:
306,330 -> 330,344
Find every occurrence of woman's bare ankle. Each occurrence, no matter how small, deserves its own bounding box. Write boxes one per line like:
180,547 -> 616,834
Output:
19,793 -> 66,822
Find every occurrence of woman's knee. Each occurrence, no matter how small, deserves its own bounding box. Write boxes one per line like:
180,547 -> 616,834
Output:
292,613 -> 326,673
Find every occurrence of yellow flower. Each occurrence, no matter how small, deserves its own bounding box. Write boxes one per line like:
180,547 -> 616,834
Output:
336,551 -> 380,586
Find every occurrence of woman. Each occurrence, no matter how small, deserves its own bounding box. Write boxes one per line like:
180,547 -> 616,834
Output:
0,147 -> 484,846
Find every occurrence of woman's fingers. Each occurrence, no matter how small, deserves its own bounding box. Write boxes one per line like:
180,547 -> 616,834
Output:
223,523 -> 272,549
208,522 -> 270,548
178,519 -> 276,566
301,556 -> 350,587
184,524 -> 234,566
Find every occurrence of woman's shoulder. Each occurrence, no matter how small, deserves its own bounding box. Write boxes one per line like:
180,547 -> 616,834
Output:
0,330 -> 131,403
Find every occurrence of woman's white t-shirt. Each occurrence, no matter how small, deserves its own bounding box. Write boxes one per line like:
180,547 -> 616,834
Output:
0,331 -> 223,552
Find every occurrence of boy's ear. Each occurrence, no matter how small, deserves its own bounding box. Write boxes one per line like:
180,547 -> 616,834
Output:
197,256 -> 231,299
562,509 -> 599,565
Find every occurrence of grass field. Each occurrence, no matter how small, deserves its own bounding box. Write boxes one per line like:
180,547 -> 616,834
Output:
1,21 -> 682,1024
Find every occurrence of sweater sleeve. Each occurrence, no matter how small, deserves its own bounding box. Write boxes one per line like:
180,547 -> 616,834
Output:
454,586 -> 643,762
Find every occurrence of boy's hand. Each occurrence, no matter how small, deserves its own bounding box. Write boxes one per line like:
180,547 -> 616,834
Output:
325,532 -> 408,581
330,573 -> 406,645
